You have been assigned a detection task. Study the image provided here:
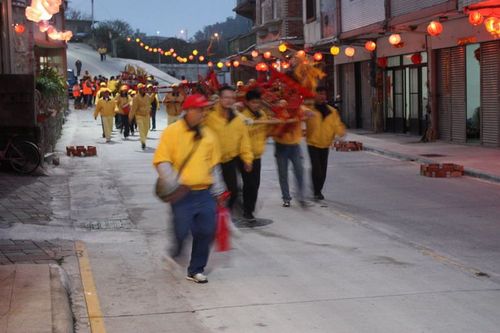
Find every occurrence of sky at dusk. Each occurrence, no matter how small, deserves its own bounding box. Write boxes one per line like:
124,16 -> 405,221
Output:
68,0 -> 237,38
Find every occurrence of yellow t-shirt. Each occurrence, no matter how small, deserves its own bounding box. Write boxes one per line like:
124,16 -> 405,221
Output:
153,120 -> 221,188
204,103 -> 253,165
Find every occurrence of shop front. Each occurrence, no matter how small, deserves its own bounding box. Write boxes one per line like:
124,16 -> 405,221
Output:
383,52 -> 428,135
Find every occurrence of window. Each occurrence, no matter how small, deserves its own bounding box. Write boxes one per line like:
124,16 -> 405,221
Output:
306,0 -> 316,21
272,0 -> 279,19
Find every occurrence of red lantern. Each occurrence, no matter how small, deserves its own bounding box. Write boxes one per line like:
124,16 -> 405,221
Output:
199,56 -> 205,62
264,51 -> 272,59
272,62 -> 280,69
14,23 -> 25,34
251,50 -> 259,58
365,41 -> 376,52
189,55 -> 194,60
255,62 -> 268,72
377,57 -> 388,68
233,60 -> 240,68
411,53 -> 422,65
427,21 -> 443,37
313,52 -> 323,61
282,62 -> 290,69
468,11 -> 484,26
389,34 -> 401,46
225,61 -> 232,67
297,50 -> 306,58
345,47 -> 355,57
207,61 -> 213,67
484,17 -> 498,33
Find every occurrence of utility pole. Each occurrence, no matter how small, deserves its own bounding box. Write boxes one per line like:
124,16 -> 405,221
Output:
91,0 -> 95,28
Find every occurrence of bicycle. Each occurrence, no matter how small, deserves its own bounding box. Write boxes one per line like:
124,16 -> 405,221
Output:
0,137 -> 42,174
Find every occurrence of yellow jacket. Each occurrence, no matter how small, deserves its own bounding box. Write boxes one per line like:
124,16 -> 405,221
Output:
241,108 -> 269,159
273,121 -> 303,145
149,93 -> 160,110
114,95 -> 131,115
163,92 -> 184,116
204,104 -> 253,165
131,93 -> 151,117
94,98 -> 116,118
153,120 -> 221,188
108,80 -> 118,93
306,105 -> 346,148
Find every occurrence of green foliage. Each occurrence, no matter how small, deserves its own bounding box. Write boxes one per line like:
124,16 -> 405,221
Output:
36,67 -> 66,99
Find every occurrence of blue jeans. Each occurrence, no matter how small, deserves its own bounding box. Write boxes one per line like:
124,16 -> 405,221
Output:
274,143 -> 304,202
170,190 -> 216,275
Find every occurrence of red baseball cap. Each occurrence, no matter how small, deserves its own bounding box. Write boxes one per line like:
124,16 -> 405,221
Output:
182,94 -> 213,109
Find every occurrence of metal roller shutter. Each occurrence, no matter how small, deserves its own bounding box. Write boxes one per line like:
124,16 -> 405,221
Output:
450,47 -> 466,144
437,48 -> 451,141
480,41 -> 500,147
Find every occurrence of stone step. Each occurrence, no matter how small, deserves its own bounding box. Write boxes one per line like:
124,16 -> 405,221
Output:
0,264 -> 52,333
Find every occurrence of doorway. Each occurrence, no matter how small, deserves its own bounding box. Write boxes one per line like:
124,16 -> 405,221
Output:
384,54 -> 428,135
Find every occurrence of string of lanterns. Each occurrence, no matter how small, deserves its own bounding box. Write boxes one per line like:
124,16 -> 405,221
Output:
127,36 -> 207,64
125,9 -> 499,70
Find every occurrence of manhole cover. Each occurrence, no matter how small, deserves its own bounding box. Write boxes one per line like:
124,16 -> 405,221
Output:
233,218 -> 274,229
420,154 -> 446,158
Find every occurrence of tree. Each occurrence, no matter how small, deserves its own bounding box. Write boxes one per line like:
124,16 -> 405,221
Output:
65,8 -> 91,20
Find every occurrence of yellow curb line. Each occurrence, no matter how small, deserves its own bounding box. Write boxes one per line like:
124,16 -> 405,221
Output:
75,241 -> 107,333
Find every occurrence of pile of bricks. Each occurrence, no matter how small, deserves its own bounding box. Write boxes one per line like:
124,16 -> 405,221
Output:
333,141 -> 363,152
420,163 -> 464,178
66,145 -> 97,157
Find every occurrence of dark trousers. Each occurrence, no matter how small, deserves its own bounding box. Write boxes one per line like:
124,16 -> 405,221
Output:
221,158 -> 239,210
150,108 -> 157,129
275,143 -> 304,202
239,158 -> 261,215
121,114 -> 130,137
307,145 -> 329,196
170,190 -> 216,275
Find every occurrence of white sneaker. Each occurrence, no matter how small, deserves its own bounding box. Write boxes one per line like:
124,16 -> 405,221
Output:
186,273 -> 208,283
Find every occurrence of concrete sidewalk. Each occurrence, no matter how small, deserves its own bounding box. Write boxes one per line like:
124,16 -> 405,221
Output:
346,131 -> 500,183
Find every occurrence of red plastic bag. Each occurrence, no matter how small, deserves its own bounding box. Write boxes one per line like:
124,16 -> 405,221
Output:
215,205 -> 231,252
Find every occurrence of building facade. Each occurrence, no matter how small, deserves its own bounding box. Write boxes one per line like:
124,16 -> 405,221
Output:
303,0 -> 500,147
1,0 -> 69,155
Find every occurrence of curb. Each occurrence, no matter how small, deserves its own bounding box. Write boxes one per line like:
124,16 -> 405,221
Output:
50,265 -> 74,333
362,144 -> 500,184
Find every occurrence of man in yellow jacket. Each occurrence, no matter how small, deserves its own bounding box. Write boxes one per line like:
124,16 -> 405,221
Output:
93,89 -> 116,142
153,94 -> 225,283
130,83 -> 151,150
238,89 -> 270,221
163,84 -> 184,125
305,86 -> 346,200
147,84 -> 160,131
273,100 -> 306,208
204,86 -> 253,210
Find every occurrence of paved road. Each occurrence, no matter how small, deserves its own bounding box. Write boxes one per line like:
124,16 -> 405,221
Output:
25,107 -> 496,333
319,148 -> 500,281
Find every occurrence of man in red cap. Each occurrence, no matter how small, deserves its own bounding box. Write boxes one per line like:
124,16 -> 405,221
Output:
153,94 -> 226,284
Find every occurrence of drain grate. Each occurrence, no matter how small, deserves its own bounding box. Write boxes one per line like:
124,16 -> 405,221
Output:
420,154 -> 446,158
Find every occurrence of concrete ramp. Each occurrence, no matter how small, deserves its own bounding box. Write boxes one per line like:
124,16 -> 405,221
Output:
67,43 -> 180,85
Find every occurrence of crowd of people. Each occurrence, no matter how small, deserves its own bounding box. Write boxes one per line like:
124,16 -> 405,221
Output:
72,65 -> 346,284
153,77 -> 346,283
